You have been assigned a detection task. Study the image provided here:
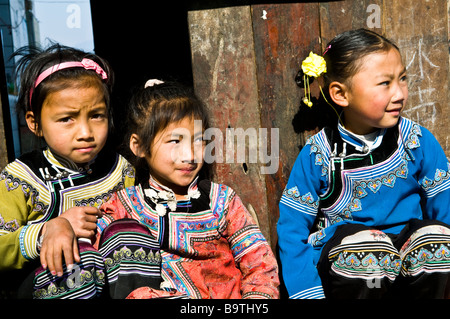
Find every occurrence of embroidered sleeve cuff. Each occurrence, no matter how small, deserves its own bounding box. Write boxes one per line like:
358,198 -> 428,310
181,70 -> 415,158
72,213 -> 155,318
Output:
19,223 -> 44,260
230,225 -> 267,261
290,286 -> 325,299
242,291 -> 272,299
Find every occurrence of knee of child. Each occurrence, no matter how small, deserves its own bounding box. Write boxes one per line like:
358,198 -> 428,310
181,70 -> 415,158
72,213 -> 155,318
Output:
339,229 -> 396,247
399,223 -> 450,269
404,224 -> 450,246
328,229 -> 401,279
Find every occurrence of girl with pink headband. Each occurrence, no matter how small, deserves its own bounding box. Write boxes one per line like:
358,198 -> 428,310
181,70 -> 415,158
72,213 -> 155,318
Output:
0,44 -> 160,299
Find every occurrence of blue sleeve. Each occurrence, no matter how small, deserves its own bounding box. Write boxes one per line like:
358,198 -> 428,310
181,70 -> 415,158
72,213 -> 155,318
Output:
416,127 -> 450,222
277,141 -> 328,299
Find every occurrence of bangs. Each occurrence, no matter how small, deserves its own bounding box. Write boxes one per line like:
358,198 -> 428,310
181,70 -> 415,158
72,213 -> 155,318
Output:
139,95 -> 210,155
162,97 -> 209,128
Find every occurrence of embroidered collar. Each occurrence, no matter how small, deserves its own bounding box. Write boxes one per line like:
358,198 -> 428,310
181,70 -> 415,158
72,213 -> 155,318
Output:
143,176 -> 201,216
338,123 -> 386,153
43,148 -> 95,173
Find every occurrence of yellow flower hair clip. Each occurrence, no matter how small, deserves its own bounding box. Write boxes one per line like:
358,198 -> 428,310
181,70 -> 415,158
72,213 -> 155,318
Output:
301,52 -> 327,107
302,51 -> 327,78
296,48 -> 344,127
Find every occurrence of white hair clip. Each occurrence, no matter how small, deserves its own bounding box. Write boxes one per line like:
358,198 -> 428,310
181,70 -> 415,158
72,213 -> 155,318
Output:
144,79 -> 164,88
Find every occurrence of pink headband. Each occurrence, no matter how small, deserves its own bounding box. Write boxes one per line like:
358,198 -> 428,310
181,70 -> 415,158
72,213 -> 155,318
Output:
30,58 -> 108,104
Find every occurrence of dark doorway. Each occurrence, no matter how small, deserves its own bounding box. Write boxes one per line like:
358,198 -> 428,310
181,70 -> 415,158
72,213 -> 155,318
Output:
90,1 -> 194,144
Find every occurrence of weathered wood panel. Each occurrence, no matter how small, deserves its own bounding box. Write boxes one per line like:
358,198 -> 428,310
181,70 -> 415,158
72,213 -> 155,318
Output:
0,93 -> 9,171
384,0 -> 449,156
188,7 -> 272,246
319,0 -> 383,47
251,2 -> 321,251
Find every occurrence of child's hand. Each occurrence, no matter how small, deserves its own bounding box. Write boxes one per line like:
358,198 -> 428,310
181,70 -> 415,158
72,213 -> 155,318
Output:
60,206 -> 103,239
39,217 -> 80,277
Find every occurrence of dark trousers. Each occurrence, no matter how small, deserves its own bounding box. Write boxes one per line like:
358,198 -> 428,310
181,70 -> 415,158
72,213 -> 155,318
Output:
317,219 -> 450,299
15,218 -> 161,299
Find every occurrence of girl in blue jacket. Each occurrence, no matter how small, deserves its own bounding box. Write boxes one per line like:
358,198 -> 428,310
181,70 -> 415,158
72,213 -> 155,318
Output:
278,29 -> 450,299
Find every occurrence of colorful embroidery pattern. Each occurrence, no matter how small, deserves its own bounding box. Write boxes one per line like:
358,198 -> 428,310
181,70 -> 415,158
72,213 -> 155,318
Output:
320,119 -> 422,226
99,180 -> 279,299
328,230 -> 401,281
399,225 -> 450,276
308,228 -> 326,246
0,149 -> 135,268
404,122 -> 422,151
0,214 -> 20,233
306,133 -> 330,177
230,224 -> 267,260
421,163 -> 450,198
281,186 -> 319,217
33,250 -> 106,299
0,171 -> 46,215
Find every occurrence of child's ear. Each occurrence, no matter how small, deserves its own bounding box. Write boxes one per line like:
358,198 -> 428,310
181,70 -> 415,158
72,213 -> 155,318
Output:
25,111 -> 42,136
329,81 -> 350,108
129,134 -> 146,158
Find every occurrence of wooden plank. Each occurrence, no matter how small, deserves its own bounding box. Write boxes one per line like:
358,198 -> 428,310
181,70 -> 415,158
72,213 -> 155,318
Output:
0,93 -> 8,170
320,0 -> 383,48
384,0 -> 449,157
188,6 -> 272,245
251,3 -> 321,250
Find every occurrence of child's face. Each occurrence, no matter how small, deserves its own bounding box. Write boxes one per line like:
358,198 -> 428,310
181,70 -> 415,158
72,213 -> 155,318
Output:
27,85 -> 109,165
140,117 -> 205,198
342,48 -> 408,135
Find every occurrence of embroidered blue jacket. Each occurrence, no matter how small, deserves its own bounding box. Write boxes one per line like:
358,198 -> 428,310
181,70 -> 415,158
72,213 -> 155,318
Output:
277,117 -> 450,299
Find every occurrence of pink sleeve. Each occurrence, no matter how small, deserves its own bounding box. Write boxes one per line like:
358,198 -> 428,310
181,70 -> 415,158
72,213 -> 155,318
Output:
225,193 -> 280,299
93,192 -> 130,249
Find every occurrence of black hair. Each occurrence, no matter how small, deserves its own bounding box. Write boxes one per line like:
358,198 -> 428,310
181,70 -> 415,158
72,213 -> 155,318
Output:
293,28 -> 400,133
13,43 -> 114,135
322,28 -> 399,87
124,80 -> 213,184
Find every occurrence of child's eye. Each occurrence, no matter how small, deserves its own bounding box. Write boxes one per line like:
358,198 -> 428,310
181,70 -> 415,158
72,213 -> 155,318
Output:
58,117 -> 72,123
400,75 -> 407,82
92,113 -> 107,120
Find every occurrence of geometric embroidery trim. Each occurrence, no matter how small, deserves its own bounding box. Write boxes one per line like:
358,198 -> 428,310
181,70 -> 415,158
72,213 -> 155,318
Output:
401,242 -> 450,277
0,213 -> 20,233
404,122 -> 422,151
354,159 -> 409,197
306,135 -> 329,177
283,186 -> 319,209
420,163 -> 450,192
330,159 -> 410,225
330,249 -> 402,282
